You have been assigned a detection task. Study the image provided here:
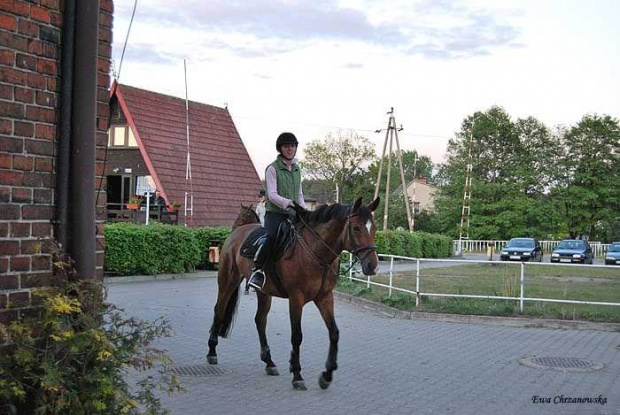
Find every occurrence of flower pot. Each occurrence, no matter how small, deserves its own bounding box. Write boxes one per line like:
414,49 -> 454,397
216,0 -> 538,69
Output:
127,203 -> 140,210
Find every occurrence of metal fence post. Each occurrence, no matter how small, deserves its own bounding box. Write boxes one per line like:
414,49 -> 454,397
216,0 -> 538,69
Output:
415,259 -> 420,308
520,262 -> 525,313
389,257 -> 394,297
349,252 -> 353,281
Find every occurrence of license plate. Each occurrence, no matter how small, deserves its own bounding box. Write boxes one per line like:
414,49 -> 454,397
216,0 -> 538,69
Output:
559,259 -> 571,263
510,255 -> 521,260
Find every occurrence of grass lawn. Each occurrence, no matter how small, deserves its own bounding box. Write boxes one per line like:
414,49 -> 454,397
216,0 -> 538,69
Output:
338,262 -> 620,323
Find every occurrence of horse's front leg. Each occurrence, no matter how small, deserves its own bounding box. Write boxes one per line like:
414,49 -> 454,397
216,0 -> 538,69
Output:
314,291 -> 339,389
255,292 -> 279,375
288,294 -> 306,390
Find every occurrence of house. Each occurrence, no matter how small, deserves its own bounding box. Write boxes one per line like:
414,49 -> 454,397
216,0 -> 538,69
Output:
394,177 -> 437,213
107,83 -> 262,227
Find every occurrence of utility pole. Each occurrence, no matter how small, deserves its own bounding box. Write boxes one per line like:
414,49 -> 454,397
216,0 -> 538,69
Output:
458,115 -> 477,253
411,154 -> 419,232
374,108 -> 414,232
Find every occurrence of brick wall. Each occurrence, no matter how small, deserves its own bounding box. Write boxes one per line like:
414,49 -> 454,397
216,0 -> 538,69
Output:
0,0 -> 113,325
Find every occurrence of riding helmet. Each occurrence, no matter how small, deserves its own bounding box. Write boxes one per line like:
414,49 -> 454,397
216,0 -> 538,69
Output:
276,132 -> 298,152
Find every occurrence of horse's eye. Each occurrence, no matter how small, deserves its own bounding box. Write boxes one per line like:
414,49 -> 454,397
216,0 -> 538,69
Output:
352,225 -> 361,232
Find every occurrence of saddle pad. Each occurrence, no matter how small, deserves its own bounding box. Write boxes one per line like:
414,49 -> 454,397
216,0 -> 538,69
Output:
240,227 -> 266,258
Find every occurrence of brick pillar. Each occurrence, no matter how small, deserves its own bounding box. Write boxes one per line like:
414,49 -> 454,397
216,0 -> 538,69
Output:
0,0 -> 113,326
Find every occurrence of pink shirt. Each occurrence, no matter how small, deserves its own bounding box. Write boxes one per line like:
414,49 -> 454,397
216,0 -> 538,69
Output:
265,158 -> 307,210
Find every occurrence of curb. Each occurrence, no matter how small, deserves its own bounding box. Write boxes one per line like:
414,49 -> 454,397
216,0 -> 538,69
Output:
333,291 -> 620,333
104,270 -> 217,284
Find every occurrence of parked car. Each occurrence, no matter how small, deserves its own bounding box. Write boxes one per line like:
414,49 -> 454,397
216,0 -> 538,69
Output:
604,242 -> 620,265
500,238 -> 543,262
550,239 -> 593,264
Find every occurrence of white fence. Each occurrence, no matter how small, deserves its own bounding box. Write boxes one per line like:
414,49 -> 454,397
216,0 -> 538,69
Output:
345,253 -> 620,313
453,239 -> 611,257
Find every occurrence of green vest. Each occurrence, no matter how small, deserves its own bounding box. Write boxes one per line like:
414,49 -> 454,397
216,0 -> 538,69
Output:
265,155 -> 301,214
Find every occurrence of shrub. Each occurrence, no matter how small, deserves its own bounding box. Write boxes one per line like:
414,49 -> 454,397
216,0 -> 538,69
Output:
105,223 -> 201,276
375,230 -> 451,258
193,227 -> 232,268
0,249 -> 181,414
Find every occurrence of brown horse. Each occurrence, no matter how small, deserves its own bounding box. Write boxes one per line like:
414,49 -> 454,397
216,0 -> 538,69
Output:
207,197 -> 380,390
233,203 -> 260,228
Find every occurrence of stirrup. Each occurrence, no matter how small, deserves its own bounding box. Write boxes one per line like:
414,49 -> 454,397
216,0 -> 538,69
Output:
248,269 -> 265,290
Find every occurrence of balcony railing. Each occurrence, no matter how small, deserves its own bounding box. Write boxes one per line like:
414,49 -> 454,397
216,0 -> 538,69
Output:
106,203 -> 179,225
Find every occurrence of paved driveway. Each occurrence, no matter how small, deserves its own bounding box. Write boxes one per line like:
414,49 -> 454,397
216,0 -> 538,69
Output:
107,277 -> 619,415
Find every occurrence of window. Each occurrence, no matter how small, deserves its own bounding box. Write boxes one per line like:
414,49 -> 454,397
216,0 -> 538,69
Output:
108,125 -> 138,148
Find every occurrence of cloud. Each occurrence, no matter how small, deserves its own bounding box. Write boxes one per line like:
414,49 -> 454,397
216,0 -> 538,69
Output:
343,63 -> 365,69
116,0 -> 523,60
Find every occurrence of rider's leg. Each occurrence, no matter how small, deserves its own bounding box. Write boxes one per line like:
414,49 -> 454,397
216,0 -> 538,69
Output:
248,212 -> 286,291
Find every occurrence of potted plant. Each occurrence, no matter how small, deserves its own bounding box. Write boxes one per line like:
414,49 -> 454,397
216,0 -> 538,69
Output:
126,196 -> 142,210
168,200 -> 181,212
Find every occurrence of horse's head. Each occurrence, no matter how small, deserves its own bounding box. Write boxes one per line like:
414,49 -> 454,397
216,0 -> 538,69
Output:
345,197 -> 380,275
233,203 -> 260,228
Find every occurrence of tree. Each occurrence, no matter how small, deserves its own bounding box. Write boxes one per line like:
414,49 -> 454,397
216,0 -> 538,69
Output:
301,131 -> 376,203
551,114 -> 620,240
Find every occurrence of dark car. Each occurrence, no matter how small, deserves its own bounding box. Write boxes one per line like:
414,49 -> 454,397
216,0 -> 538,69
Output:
605,242 -> 620,265
500,238 -> 543,262
551,239 -> 593,264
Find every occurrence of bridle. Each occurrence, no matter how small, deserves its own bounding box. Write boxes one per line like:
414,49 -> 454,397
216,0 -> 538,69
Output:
346,211 -> 377,259
295,208 -> 377,266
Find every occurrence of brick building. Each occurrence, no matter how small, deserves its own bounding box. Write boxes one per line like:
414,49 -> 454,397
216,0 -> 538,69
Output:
1,1 -> 113,325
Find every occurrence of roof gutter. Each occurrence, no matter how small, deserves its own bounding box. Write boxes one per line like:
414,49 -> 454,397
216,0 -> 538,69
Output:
69,0 -> 100,278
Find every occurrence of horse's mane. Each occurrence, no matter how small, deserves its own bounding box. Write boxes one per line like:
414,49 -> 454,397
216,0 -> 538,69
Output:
300,203 -> 350,226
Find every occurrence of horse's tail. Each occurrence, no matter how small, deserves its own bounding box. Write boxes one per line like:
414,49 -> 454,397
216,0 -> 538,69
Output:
212,284 -> 240,338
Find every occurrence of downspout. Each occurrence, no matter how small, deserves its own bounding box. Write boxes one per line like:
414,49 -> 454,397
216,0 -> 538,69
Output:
70,0 -> 100,278
56,0 -> 76,252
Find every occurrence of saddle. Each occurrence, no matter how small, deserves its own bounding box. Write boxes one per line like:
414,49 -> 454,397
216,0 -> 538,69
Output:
239,221 -> 295,263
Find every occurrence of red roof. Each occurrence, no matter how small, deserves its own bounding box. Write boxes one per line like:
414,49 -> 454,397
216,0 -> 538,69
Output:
112,83 -> 262,227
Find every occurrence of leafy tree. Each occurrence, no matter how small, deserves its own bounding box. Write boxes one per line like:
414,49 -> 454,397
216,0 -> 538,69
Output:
301,131 -> 376,203
551,114 -> 620,240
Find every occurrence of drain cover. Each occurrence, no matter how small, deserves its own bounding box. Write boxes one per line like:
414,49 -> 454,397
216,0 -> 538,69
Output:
170,364 -> 232,377
519,357 -> 604,372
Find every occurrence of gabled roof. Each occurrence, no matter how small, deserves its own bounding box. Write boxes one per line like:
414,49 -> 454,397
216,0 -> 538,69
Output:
112,82 -> 262,227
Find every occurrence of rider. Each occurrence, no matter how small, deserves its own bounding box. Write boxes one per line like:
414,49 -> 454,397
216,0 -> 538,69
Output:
248,132 -> 307,291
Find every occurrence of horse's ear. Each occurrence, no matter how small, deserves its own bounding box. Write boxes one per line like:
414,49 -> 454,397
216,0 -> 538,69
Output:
352,197 -> 362,213
368,197 -> 380,212
249,203 -> 254,209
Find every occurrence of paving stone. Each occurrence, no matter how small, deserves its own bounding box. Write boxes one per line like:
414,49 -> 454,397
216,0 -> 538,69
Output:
107,277 -> 620,415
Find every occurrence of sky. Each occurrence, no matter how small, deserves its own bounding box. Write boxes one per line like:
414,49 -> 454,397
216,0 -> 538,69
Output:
111,0 -> 620,179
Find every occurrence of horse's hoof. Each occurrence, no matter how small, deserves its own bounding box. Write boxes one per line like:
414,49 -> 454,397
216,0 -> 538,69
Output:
292,380 -> 307,391
318,374 -> 331,390
265,366 -> 279,376
206,355 -> 218,365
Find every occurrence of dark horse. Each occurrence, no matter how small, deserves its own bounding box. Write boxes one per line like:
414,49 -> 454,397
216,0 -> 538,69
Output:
207,197 -> 380,390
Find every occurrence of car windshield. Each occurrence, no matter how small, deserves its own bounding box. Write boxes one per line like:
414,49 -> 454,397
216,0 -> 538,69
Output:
557,240 -> 585,250
507,239 -> 534,248
609,244 -> 620,252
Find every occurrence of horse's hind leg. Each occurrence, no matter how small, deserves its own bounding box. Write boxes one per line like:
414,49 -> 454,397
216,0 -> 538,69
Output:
255,293 -> 279,376
314,292 -> 339,390
207,267 -> 241,364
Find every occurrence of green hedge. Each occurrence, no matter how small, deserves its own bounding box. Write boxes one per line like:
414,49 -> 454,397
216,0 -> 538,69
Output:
104,223 -> 451,276
105,222 -> 203,276
375,230 -> 451,258
193,226 -> 232,268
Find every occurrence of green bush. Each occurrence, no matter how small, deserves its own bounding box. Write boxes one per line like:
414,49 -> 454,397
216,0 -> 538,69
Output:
193,226 -> 232,268
105,223 -> 202,276
0,252 -> 181,414
375,230 -> 451,258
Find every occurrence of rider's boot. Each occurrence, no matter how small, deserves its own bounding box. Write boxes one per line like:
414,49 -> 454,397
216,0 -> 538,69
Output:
248,238 -> 267,291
